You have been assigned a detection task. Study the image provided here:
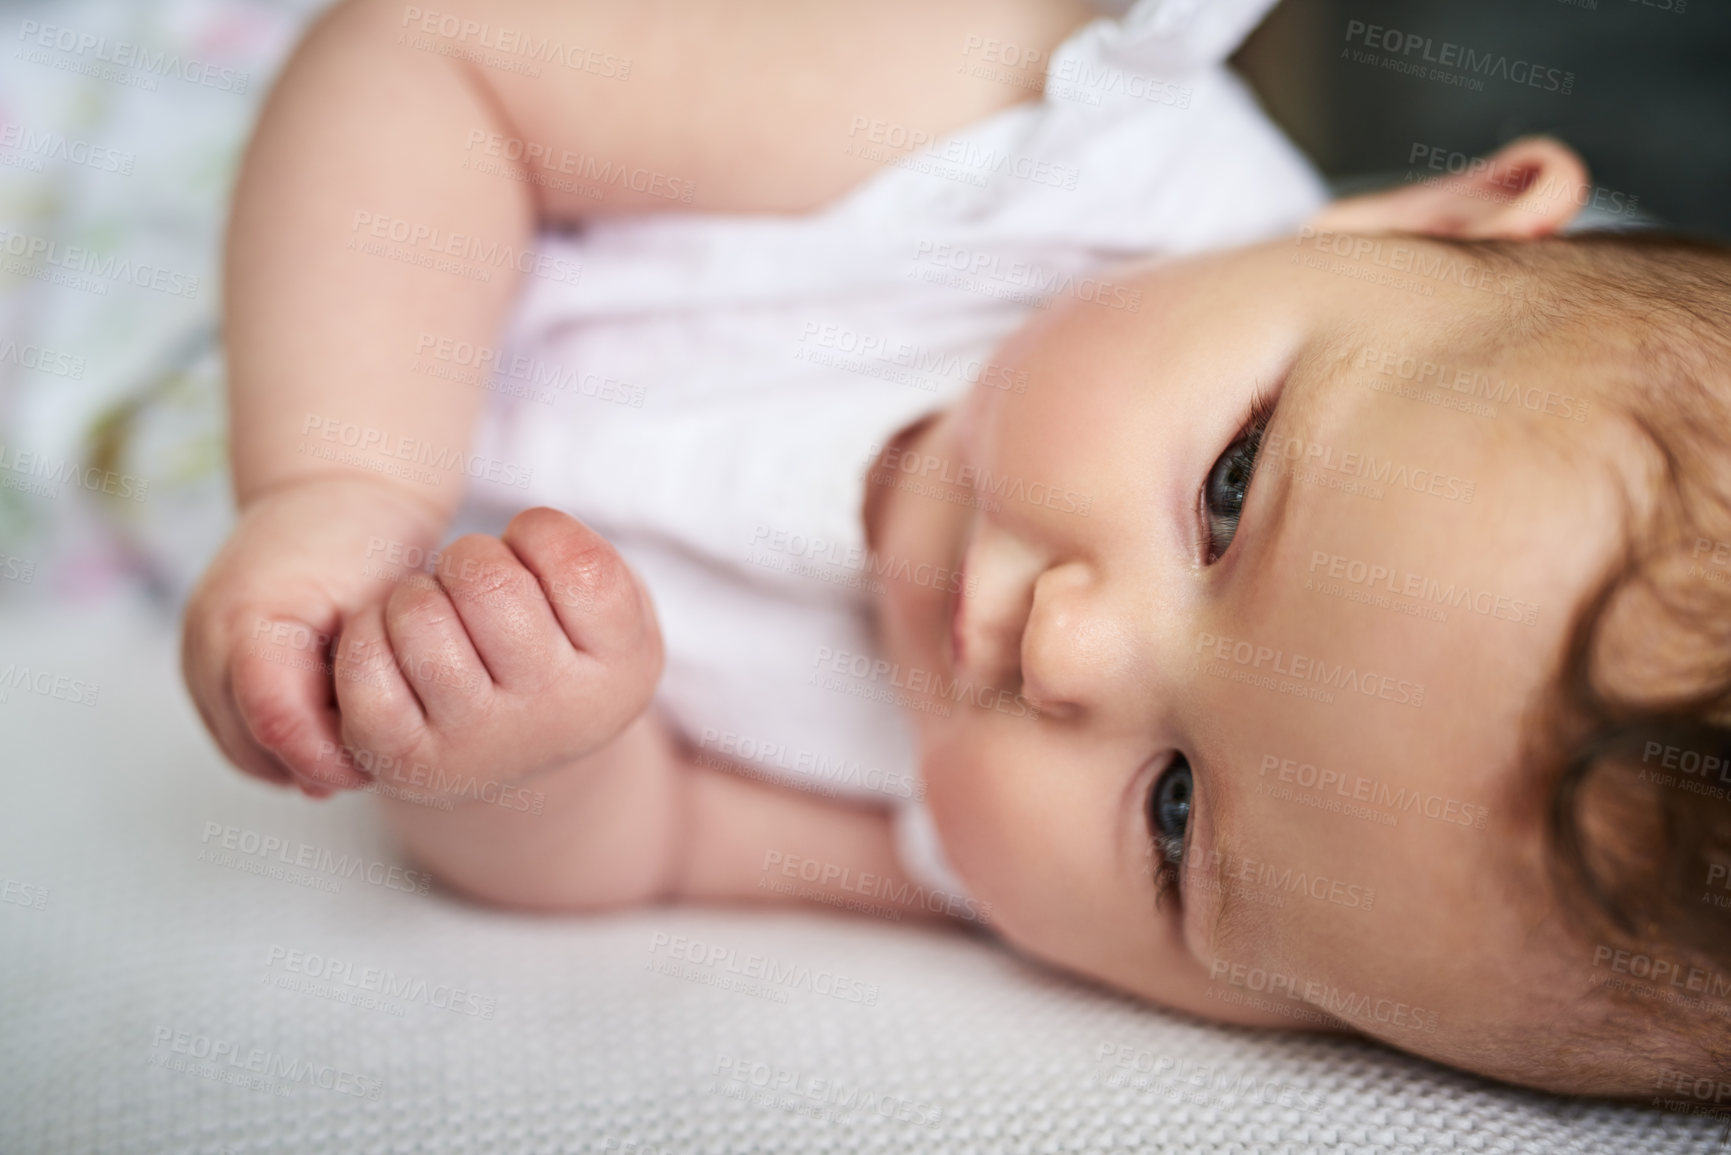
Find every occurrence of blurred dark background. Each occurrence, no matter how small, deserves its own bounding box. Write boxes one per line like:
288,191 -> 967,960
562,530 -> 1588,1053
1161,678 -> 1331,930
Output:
1231,0 -> 1731,239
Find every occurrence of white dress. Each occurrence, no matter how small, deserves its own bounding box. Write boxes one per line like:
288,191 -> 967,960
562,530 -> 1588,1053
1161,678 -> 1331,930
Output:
460,0 -> 1328,904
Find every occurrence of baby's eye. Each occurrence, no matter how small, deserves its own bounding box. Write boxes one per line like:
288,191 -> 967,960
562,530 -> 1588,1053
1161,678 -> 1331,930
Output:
1147,756 -> 1193,866
1201,432 -> 1262,563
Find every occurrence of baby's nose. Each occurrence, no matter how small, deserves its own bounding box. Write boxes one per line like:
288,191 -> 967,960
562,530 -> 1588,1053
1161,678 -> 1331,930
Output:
1020,561 -> 1136,722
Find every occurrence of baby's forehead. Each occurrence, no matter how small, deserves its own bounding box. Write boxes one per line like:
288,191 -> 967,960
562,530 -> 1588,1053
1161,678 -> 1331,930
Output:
1279,316 -> 1613,510
1193,329 -> 1623,974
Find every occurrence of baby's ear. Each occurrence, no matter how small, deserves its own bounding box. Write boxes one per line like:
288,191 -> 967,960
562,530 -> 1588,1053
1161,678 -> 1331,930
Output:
1308,136 -> 1591,240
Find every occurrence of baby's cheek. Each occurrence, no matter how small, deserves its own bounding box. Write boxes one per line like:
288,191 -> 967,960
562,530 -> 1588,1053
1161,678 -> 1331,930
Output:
921,736 -> 1005,882
921,748 -> 1045,945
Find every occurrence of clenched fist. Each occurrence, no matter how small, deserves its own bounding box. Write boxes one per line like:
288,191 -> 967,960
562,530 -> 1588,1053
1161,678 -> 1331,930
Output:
182,477 -> 663,802
327,506 -> 664,798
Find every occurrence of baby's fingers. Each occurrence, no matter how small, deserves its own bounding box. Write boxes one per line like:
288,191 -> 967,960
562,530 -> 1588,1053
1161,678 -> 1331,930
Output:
433,533 -> 567,693
380,573 -> 493,720
501,507 -> 657,670
331,603 -> 433,780
201,677 -> 298,789
181,616 -> 295,788
229,616 -> 354,792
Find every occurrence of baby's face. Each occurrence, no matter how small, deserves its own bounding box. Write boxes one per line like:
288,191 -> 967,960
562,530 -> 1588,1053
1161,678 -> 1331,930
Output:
866,234 -> 1641,1086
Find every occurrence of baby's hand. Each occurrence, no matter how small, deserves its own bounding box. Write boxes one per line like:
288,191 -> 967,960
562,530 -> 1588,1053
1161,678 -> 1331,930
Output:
327,508 -> 664,800
183,477 -> 449,797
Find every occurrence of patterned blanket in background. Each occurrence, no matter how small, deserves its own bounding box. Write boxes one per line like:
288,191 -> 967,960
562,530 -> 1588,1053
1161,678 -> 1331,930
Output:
0,0 -> 332,611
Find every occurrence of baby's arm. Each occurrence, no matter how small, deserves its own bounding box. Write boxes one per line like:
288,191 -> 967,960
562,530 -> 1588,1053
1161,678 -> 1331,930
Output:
189,0 -> 1080,793
191,0 -> 1084,906
379,702 -> 946,924
188,0 -> 551,793
354,505 -> 949,924
231,0 -> 1083,507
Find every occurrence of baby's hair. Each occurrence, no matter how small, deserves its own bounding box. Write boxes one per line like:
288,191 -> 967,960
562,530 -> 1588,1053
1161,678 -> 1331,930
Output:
1452,230 -> 1731,1087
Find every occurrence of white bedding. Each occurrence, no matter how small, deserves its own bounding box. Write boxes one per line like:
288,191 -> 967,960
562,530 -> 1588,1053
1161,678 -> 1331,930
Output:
0,596 -> 1722,1154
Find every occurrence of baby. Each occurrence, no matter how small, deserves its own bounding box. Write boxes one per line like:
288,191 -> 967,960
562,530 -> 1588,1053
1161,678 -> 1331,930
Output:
182,0 -> 1731,1106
